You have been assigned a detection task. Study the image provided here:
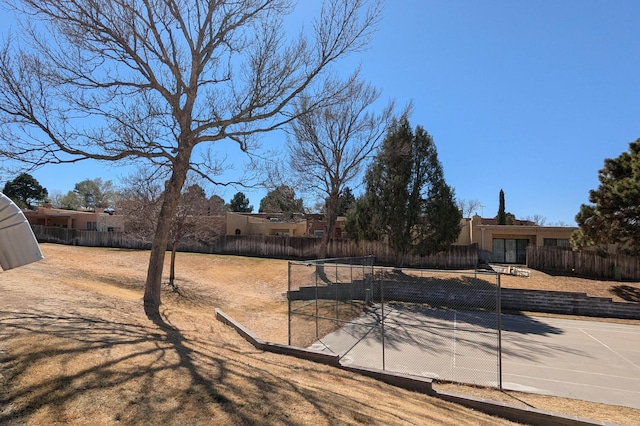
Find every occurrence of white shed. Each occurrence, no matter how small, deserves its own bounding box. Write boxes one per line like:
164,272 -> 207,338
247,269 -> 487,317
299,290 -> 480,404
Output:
0,193 -> 44,270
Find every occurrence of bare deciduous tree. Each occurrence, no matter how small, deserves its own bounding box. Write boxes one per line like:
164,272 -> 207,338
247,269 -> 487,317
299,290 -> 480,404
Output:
457,198 -> 482,218
0,0 -> 381,316
288,74 -> 399,258
525,214 -> 547,226
117,170 -> 166,244
167,183 -> 226,290
118,170 -> 226,292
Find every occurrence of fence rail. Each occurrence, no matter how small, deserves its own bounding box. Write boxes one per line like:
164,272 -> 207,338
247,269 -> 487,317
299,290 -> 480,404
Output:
527,246 -> 640,281
30,225 -> 478,268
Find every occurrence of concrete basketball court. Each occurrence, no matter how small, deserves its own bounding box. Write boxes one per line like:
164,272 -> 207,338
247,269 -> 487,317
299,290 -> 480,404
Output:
310,306 -> 640,409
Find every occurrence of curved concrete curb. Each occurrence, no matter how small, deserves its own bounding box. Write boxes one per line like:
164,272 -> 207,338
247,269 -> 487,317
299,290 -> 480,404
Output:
215,308 -> 613,426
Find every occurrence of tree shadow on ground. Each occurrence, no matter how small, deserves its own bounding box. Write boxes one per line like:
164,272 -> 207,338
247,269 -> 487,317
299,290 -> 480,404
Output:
0,307 -> 333,424
325,303 -> 566,362
294,268 -> 565,349
541,269 -> 622,282
538,270 -> 640,303
346,269 -> 562,336
298,268 -> 573,383
1,303 -> 450,425
0,309 -> 232,424
380,268 -> 497,286
611,285 -> 640,303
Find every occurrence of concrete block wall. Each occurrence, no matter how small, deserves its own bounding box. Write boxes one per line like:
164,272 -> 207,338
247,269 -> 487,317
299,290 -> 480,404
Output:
500,288 -> 639,319
288,281 -> 640,320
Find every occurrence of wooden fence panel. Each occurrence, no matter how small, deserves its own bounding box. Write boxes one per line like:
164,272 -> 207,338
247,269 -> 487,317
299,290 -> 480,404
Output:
527,245 -> 640,281
31,226 -> 478,269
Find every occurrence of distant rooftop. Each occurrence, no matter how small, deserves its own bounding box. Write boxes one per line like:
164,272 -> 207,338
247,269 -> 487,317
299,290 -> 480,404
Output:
476,217 -> 536,226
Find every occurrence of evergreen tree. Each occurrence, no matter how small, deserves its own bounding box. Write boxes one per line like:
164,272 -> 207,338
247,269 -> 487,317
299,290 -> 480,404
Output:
228,192 -> 253,213
259,185 -> 304,215
326,186 -> 356,217
495,189 -> 516,225
418,178 -> 462,254
208,195 -> 228,215
497,189 -> 507,225
2,173 -> 48,209
346,118 -> 461,265
572,138 -> 640,253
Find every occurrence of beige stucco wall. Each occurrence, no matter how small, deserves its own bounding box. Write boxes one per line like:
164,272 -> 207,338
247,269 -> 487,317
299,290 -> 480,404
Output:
25,207 -> 125,232
226,212 -> 578,247
226,212 -> 307,236
226,212 -> 250,235
457,218 -> 473,245
456,215 -> 576,251
98,214 -> 125,232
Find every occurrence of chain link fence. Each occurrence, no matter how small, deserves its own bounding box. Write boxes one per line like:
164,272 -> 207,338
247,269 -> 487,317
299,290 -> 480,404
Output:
288,257 -> 502,388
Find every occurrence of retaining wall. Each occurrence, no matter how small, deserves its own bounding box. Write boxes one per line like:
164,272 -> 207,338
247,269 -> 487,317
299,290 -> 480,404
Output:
288,281 -> 640,320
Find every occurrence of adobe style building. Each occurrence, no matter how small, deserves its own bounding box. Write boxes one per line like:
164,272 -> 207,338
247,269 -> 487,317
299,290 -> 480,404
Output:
456,214 -> 576,263
226,211 -> 575,264
24,205 -> 124,232
24,206 -> 576,265
225,212 -> 347,238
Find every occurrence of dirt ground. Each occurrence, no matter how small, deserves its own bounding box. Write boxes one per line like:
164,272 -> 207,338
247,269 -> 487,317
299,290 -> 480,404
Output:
1,244 -> 639,425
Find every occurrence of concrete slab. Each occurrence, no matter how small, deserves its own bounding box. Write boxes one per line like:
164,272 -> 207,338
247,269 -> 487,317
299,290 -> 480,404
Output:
313,306 -> 640,409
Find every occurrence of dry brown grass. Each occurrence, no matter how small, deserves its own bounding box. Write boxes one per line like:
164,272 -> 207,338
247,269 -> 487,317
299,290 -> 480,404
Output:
0,244 -> 638,425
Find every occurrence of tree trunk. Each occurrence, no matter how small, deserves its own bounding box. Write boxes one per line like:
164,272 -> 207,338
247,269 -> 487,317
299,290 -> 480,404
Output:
318,227 -> 331,260
143,153 -> 190,317
318,191 -> 340,259
169,240 -> 177,290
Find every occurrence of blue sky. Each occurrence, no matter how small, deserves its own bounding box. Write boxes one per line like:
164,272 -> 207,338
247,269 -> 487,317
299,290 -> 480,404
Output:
2,1 -> 639,225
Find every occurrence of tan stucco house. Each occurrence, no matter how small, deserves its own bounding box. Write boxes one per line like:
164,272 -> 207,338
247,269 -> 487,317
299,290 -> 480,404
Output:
225,212 -> 347,238
24,206 -> 124,232
226,212 -> 576,264
25,207 -> 576,265
456,215 -> 576,263
226,212 -> 308,236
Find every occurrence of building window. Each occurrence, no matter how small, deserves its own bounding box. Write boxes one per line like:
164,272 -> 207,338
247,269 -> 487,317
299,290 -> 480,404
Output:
313,230 -> 324,238
544,238 -> 570,247
235,229 -> 241,235
87,222 -> 97,230
493,238 -> 529,264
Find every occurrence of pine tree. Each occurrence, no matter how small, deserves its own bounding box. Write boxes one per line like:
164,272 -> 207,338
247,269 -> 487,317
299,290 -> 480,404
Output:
258,185 -> 304,215
228,192 -> 253,213
2,173 -> 48,209
572,138 -> 640,253
334,187 -> 356,217
346,118 -> 461,265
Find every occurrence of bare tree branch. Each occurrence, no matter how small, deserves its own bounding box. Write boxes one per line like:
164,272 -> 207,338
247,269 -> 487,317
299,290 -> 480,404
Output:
0,0 -> 383,313
287,70 -> 405,257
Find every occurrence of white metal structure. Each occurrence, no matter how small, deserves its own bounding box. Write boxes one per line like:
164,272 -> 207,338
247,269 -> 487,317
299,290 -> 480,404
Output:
0,193 -> 44,270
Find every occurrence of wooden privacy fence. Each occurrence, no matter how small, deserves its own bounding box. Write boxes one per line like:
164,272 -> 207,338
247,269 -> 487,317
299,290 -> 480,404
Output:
527,245 -> 640,281
30,225 -> 478,269
31,226 -> 150,249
